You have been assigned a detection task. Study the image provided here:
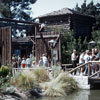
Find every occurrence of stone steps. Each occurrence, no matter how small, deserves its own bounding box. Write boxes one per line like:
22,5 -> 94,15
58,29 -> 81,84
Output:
70,75 -> 90,89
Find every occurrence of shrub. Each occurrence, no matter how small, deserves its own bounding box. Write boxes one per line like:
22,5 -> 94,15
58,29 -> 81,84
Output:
10,70 -> 37,90
10,67 -> 50,90
0,65 -> 9,77
33,67 -> 50,83
41,72 -> 78,97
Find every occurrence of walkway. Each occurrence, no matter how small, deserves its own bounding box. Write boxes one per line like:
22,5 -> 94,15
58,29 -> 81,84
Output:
68,61 -> 100,89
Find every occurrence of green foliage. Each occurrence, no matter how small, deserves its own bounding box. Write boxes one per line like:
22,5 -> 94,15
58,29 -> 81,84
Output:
10,71 -> 37,90
42,73 -> 78,97
0,1 -> 11,18
61,29 -> 89,64
11,67 -> 49,90
1,0 -> 37,20
91,30 -> 100,49
33,67 -> 50,82
74,0 -> 100,30
0,65 -> 10,91
0,65 -> 9,77
0,77 -> 11,91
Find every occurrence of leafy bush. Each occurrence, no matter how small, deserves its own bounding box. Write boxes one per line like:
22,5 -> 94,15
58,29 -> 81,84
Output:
0,65 -> 9,77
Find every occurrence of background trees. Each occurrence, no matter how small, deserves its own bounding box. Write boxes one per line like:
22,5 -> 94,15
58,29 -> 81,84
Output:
0,0 -> 37,37
74,0 -> 100,30
74,0 -> 100,53
0,0 -> 37,21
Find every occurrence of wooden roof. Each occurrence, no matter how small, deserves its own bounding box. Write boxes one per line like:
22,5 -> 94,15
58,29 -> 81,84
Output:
38,8 -> 94,18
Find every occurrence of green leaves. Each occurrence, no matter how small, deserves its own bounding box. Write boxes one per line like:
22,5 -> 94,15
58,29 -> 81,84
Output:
74,1 -> 100,30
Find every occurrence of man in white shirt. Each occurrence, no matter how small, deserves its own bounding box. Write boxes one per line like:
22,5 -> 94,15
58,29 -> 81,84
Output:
71,49 -> 78,74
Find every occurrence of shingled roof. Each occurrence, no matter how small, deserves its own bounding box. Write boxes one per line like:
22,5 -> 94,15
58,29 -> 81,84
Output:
38,8 -> 79,18
38,8 -> 94,18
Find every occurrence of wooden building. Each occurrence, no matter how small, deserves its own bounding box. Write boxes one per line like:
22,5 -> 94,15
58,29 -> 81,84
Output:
12,37 -> 33,58
35,31 -> 61,65
0,18 -> 38,66
38,8 -> 95,39
35,8 -> 95,65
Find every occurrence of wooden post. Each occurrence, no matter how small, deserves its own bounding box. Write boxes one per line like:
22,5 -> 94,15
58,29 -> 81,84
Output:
88,62 -> 90,76
59,33 -> 61,66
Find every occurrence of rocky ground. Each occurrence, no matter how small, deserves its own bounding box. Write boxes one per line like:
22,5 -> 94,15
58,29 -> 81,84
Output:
0,86 -> 43,100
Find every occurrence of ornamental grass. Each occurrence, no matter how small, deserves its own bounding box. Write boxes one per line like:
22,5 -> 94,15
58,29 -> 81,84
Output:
10,67 -> 49,89
41,72 -> 78,97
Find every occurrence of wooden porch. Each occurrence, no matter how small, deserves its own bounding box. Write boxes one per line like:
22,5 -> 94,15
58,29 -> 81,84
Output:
68,61 -> 100,88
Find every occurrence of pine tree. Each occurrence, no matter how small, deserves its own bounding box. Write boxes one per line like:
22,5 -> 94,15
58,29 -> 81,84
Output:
1,0 -> 37,21
80,0 -> 87,14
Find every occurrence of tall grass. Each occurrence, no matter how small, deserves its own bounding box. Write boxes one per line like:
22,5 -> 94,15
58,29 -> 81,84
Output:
10,68 -> 78,96
41,72 -> 78,97
10,70 -> 37,90
33,67 -> 50,82
10,67 -> 49,90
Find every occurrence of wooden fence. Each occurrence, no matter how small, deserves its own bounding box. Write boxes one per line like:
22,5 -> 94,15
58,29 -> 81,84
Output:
0,27 -> 11,66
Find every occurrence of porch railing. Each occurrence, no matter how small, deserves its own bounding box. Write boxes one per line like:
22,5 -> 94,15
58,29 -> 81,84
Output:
68,61 -> 100,77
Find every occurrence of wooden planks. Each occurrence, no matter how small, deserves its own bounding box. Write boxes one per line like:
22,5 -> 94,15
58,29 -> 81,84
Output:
35,32 -> 61,66
0,27 -> 11,66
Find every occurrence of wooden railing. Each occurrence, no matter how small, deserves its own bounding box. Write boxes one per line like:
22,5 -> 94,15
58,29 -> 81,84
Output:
68,61 -> 100,77
12,67 -> 51,76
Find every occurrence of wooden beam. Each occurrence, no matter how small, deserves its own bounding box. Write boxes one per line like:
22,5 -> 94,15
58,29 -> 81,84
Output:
0,22 -> 33,30
0,18 -> 38,25
35,34 -> 59,38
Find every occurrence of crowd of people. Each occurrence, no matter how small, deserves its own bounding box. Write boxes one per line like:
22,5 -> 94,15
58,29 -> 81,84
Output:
12,53 -> 49,68
71,48 -> 100,76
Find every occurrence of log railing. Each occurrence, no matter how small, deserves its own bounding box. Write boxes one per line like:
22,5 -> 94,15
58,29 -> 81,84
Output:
68,61 -> 100,77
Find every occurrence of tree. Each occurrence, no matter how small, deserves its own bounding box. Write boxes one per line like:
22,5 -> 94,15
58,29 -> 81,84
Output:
0,0 -> 37,37
80,0 -> 87,14
74,0 -> 100,30
0,1 -> 11,17
74,3 -> 81,12
61,29 -> 89,64
87,1 -> 97,16
1,0 -> 37,21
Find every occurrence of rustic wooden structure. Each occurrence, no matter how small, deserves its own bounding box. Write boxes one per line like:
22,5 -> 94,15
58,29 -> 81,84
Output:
38,8 -> 95,39
12,37 -> 33,58
35,8 -> 95,65
0,18 -> 39,66
69,61 -> 100,88
35,31 -> 61,65
0,27 -> 11,66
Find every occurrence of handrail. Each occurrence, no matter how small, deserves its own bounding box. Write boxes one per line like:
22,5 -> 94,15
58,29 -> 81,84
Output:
69,62 -> 88,73
89,70 -> 100,78
68,61 -> 100,77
